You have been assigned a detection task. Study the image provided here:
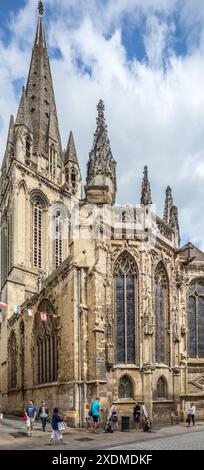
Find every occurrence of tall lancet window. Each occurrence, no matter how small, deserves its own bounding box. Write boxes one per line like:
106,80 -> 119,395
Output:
34,201 -> 42,268
188,280 -> 204,358
154,262 -> 169,364
114,253 -> 137,364
25,135 -> 31,160
34,300 -> 59,385
49,144 -> 56,179
55,210 -> 63,268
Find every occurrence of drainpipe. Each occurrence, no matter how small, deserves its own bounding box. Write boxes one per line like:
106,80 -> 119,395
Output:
77,268 -> 82,429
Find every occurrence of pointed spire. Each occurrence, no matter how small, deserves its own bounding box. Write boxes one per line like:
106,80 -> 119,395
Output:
15,86 -> 33,131
25,4 -> 61,156
140,166 -> 152,205
87,100 -> 116,187
163,186 -> 173,224
65,131 -> 79,164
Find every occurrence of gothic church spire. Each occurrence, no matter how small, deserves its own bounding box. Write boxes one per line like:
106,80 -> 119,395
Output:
163,185 -> 173,224
86,100 -> 116,204
140,166 -> 152,205
25,1 -> 61,156
65,131 -> 79,165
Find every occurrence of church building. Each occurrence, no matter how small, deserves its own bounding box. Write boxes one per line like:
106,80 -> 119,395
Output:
1,2 -> 204,426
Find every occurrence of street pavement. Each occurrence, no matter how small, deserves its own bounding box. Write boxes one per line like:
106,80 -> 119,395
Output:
0,416 -> 203,450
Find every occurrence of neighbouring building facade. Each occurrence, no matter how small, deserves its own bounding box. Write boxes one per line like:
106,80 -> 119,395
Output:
1,3 -> 204,427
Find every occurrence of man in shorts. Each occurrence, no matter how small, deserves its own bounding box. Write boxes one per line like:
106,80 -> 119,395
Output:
91,397 -> 101,433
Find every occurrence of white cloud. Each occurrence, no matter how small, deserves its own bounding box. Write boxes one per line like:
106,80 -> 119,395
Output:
1,0 -> 204,249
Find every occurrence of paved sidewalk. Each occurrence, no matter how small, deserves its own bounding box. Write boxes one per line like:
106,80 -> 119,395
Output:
0,415 -> 203,450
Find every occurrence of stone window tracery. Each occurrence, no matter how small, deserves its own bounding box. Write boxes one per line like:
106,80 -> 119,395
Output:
118,375 -> 134,399
154,262 -> 169,364
157,376 -> 167,399
34,200 -> 42,268
34,300 -> 59,385
114,253 -> 137,364
188,280 -> 204,358
55,210 -> 63,269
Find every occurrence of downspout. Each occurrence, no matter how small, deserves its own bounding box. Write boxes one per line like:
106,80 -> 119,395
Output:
77,268 -> 82,429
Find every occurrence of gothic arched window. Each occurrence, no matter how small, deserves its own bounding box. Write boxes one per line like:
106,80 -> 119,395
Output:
8,331 -> 17,389
55,210 -> 63,268
114,253 -> 137,364
34,201 -> 42,268
188,280 -> 204,358
49,144 -> 56,179
118,375 -> 134,399
71,168 -> 77,189
157,376 -> 167,399
65,167 -> 69,183
34,300 -> 59,385
25,135 -> 31,160
154,262 -> 169,364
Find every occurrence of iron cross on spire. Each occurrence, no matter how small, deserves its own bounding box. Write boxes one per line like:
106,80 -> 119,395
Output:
38,1 -> 44,16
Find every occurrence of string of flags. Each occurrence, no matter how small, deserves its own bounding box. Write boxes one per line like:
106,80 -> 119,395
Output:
0,302 -> 60,322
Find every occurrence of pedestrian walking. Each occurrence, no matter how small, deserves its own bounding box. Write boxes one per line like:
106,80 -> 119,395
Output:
133,401 -> 141,430
49,408 -> 64,445
186,403 -> 196,427
39,401 -> 49,432
25,400 -> 37,437
191,403 -> 196,426
85,404 -> 92,432
108,401 -> 119,431
91,397 -> 101,433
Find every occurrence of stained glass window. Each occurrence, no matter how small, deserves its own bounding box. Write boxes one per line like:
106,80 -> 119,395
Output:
115,254 -> 137,364
34,300 -> 59,384
154,262 -> 169,364
118,375 -> 134,398
188,280 -> 204,358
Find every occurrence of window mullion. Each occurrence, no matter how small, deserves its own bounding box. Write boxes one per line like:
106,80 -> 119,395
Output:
124,274 -> 127,364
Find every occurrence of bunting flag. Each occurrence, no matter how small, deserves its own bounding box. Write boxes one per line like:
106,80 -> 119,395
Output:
0,301 -> 60,322
27,309 -> 35,317
14,306 -> 22,316
40,312 -> 47,322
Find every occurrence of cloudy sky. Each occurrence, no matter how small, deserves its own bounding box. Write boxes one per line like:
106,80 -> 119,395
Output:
1,0 -> 204,248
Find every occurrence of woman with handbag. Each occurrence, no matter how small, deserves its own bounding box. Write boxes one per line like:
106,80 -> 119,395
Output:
49,408 -> 64,445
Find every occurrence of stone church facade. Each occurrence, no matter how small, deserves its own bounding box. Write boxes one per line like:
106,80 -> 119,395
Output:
1,4 -> 204,427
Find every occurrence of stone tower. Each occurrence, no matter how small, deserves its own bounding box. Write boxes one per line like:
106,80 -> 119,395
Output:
0,3 -> 82,316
